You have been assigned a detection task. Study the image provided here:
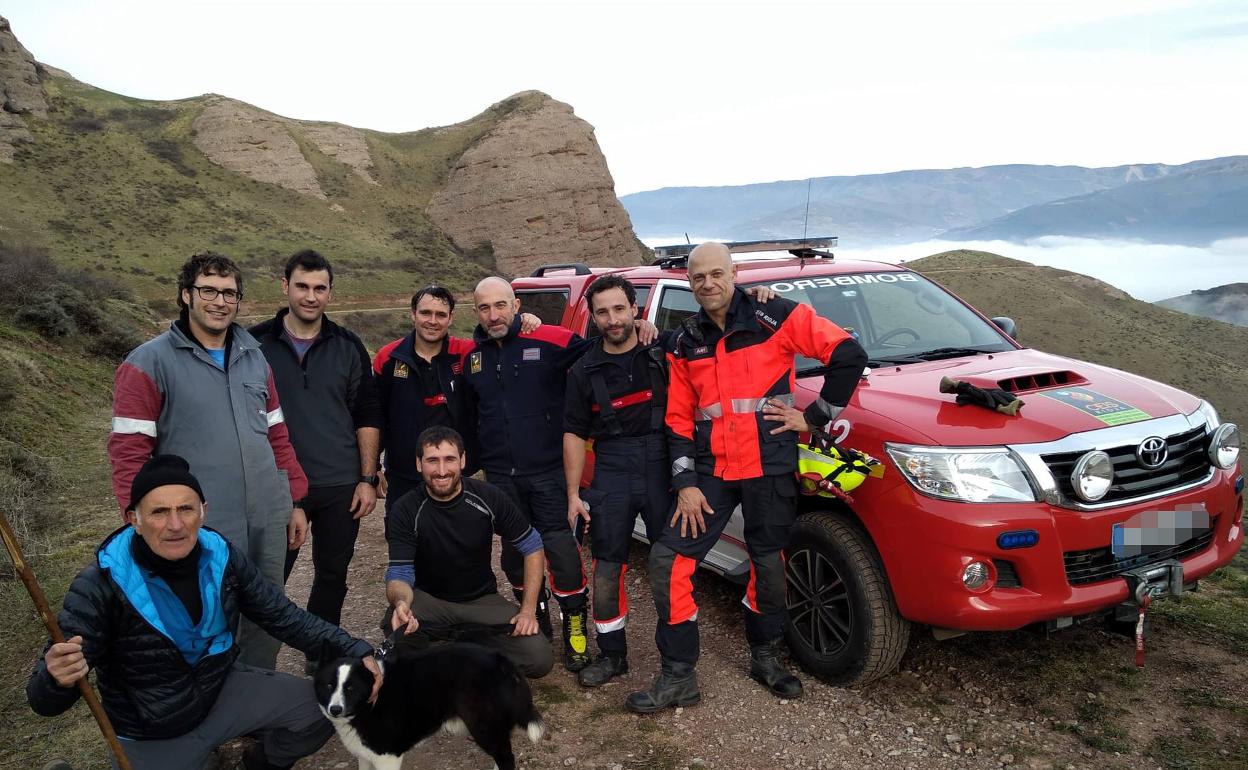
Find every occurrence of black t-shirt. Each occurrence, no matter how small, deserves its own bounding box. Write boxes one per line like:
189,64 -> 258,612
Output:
385,477 -> 539,602
564,338 -> 671,441
412,355 -> 453,429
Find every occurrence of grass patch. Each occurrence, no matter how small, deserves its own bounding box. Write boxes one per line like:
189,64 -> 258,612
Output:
532,680 -> 573,706
1149,725 -> 1248,770
1151,585 -> 1248,655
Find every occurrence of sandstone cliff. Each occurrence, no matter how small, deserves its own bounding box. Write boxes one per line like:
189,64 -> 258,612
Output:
426,92 -> 643,275
0,15 -> 47,162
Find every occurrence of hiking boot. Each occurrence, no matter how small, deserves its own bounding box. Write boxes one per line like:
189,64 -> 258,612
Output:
749,641 -> 802,699
625,659 -> 701,713
562,607 -> 592,672
577,654 -> 628,687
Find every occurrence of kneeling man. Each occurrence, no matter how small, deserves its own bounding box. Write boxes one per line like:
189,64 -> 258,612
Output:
384,426 -> 554,679
26,454 -> 380,770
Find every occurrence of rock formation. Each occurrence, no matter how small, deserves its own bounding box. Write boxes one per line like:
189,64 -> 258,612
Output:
0,15 -> 47,163
192,97 -> 328,199
426,93 -> 642,276
303,123 -> 378,184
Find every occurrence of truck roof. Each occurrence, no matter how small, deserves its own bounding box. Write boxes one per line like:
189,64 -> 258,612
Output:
512,255 -> 912,291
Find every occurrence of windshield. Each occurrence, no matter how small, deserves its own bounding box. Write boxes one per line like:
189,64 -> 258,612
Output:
744,271 -> 1015,372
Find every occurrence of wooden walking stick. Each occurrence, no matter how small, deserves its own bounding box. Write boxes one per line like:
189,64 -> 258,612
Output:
0,509 -> 133,770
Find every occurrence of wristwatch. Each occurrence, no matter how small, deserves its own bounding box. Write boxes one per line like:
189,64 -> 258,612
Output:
359,474 -> 380,486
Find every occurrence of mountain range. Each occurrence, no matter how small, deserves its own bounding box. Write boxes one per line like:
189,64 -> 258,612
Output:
621,156 -> 1248,247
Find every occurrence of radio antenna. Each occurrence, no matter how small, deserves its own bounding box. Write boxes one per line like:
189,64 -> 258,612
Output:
802,178 -> 812,240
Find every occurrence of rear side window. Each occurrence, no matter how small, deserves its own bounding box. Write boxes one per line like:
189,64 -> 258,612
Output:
654,286 -> 698,332
516,290 -> 570,325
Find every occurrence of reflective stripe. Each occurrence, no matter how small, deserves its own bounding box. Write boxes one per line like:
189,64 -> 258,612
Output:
590,389 -> 653,413
550,582 -> 588,598
595,614 -> 628,633
731,393 -> 795,414
266,407 -> 284,427
671,455 -> 694,475
798,446 -> 832,464
111,417 -> 158,437
695,403 -> 722,420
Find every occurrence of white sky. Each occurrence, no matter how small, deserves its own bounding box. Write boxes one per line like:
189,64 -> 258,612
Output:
5,0 -> 1246,194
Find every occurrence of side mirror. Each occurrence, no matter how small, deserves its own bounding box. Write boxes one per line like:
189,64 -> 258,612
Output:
991,316 -> 1018,339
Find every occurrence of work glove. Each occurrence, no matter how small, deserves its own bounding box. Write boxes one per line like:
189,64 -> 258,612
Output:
939,376 -> 1024,416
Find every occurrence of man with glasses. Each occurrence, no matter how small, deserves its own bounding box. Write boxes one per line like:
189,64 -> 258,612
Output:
109,252 -> 309,671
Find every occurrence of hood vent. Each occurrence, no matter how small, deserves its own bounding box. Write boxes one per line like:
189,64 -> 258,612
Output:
997,370 -> 1088,394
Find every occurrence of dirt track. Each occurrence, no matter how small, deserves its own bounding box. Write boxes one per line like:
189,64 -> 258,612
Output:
276,505 -> 1248,770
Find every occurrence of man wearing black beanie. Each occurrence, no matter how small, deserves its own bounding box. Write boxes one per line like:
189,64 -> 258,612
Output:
27,455 -> 381,770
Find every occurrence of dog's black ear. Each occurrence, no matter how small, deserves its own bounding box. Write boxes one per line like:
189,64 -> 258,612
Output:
319,639 -> 336,665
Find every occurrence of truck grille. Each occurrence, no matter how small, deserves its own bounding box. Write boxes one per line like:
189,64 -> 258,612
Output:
1041,426 -> 1211,505
1063,523 -> 1216,585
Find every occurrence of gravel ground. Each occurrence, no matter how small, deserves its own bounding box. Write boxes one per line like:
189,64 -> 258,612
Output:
274,507 -> 1247,770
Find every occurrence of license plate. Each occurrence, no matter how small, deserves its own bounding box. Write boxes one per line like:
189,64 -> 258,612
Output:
1111,505 -> 1210,559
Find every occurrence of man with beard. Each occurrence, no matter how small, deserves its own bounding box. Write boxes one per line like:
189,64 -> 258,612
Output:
383,426 -> 553,678
562,274 -> 674,687
108,252 -> 309,670
250,249 -> 382,674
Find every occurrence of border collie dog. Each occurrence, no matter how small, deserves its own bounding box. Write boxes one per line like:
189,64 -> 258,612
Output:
314,641 -> 544,770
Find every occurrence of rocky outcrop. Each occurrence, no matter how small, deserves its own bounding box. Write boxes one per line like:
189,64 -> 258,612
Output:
192,98 -> 327,198
303,124 -> 378,184
425,92 -> 643,276
0,15 -> 47,163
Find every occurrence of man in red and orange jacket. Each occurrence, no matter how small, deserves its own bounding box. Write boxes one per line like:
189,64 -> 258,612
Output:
627,242 -> 867,712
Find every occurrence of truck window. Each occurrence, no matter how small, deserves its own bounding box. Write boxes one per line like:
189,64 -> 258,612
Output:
654,286 -> 698,332
586,285 -> 653,339
516,290 -> 570,325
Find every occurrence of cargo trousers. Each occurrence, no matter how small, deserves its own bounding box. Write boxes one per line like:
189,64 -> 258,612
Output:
647,473 -> 798,664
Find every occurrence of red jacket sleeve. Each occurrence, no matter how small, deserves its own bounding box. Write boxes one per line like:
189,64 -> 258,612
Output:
664,347 -> 699,490
107,361 -> 161,515
779,303 -> 866,424
264,367 -> 309,503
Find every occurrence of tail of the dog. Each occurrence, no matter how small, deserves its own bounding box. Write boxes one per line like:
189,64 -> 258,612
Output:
525,717 -> 545,744
506,658 -> 544,743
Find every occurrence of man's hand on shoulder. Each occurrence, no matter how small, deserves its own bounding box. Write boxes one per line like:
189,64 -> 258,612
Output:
634,319 -> 659,345
519,313 -> 542,334
45,635 -> 87,688
745,285 -> 778,303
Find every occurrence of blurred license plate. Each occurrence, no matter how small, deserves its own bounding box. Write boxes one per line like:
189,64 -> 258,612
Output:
1112,505 -> 1210,559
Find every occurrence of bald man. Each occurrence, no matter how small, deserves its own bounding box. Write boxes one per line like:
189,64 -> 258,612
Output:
460,276 -> 597,672
627,242 -> 867,712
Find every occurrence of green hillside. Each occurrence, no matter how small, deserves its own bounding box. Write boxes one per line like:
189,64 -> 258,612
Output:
0,78 -> 558,308
911,249 -> 1248,429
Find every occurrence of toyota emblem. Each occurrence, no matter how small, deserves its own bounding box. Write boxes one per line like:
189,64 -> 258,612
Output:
1136,436 -> 1168,469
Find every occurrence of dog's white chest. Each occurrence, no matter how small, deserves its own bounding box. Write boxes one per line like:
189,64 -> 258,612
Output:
331,719 -> 404,770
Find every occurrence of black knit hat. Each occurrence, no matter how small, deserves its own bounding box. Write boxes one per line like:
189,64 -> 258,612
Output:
126,454 -> 205,512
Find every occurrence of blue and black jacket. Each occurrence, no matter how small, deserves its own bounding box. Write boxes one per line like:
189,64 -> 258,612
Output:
463,315 -> 590,476
26,526 -> 372,740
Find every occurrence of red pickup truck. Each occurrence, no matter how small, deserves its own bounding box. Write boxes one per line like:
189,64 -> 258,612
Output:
511,243 -> 1244,684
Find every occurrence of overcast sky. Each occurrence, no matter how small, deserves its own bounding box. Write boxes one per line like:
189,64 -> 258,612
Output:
6,0 -> 1245,194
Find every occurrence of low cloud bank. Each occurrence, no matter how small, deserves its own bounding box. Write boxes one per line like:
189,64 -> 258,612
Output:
643,235 -> 1247,302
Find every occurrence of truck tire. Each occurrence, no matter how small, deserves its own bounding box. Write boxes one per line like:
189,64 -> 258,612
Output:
784,511 -> 910,685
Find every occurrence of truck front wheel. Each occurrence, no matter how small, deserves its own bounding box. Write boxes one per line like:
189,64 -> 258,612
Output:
784,511 -> 910,685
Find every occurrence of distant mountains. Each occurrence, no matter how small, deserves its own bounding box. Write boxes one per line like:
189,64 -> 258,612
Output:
621,156 -> 1248,246
1157,283 -> 1248,327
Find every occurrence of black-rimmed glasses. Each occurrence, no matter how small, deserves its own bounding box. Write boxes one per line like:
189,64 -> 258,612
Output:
191,285 -> 243,304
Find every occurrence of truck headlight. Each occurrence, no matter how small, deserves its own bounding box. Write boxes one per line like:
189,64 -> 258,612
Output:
1071,450 -> 1114,502
885,445 -> 1036,503
1209,423 -> 1240,470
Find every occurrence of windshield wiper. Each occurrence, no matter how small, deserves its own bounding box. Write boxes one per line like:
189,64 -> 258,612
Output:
911,346 -> 996,361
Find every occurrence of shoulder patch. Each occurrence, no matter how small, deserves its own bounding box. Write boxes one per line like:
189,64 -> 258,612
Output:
393,361 -> 409,379
469,351 -> 483,374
